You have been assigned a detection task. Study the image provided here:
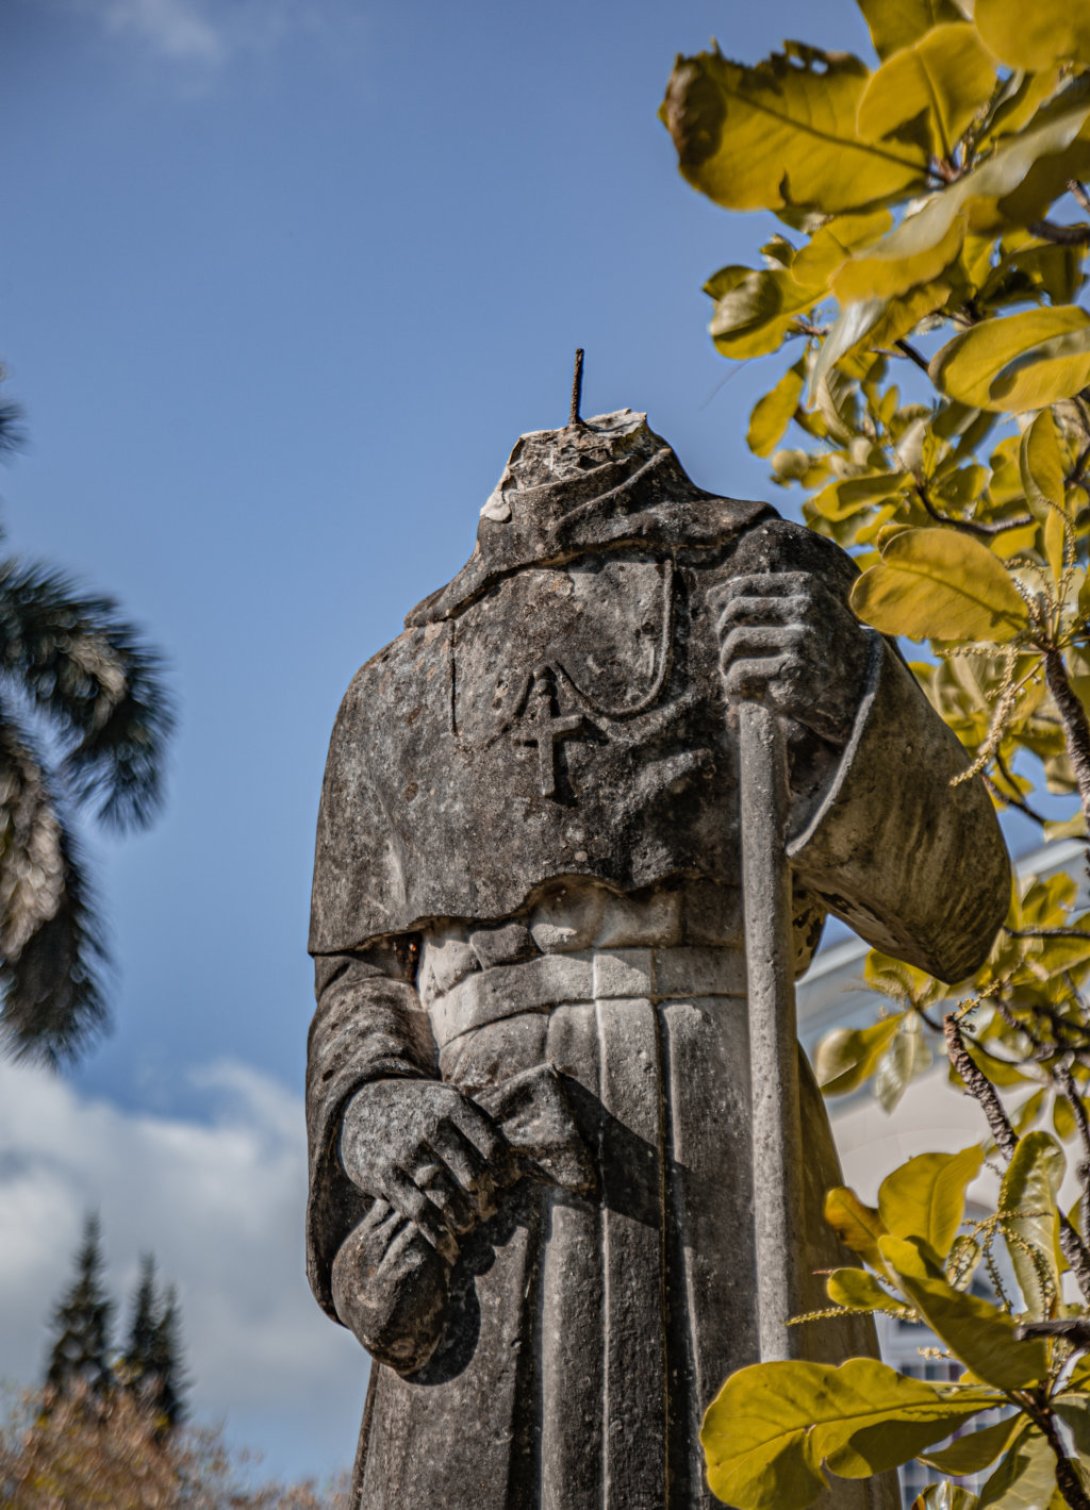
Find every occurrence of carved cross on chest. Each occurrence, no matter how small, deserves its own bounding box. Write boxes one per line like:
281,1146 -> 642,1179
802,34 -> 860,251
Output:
514,666 -> 590,800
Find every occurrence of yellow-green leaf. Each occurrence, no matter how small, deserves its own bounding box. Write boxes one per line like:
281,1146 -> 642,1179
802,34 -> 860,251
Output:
1019,408 -> 1065,521
814,1012 -> 906,1094
850,528 -> 1030,643
857,25 -> 998,161
878,1146 -> 984,1259
914,1485 -> 983,1510
1055,1395 -> 1090,1456
832,80 -> 1090,304
880,1235 -> 1049,1389
815,280 -> 951,386
701,1357 -> 996,1510
748,362 -> 806,457
976,1428 -> 1058,1508
976,0 -> 1090,72
990,325 -> 1090,413
825,1186 -> 889,1271
826,1266 -> 910,1315
661,45 -> 926,217
999,1130 -> 1064,1319
919,1412 -> 1024,1475
1054,1093 -> 1078,1141
932,305 -> 1090,412
856,0 -> 965,61
707,265 -> 820,359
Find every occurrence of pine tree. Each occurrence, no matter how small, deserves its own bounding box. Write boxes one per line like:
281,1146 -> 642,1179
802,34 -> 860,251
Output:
146,1283 -> 187,1431
121,1253 -> 158,1397
44,1213 -> 115,1399
118,1255 -> 187,1431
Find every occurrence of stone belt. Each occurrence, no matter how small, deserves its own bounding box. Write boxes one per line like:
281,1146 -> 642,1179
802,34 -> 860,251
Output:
428,944 -> 746,1050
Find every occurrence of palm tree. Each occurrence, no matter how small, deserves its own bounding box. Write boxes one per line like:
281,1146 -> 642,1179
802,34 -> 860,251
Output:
0,366 -> 173,1064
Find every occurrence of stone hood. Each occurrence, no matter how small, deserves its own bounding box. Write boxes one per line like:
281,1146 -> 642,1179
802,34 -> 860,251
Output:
404,409 -> 769,626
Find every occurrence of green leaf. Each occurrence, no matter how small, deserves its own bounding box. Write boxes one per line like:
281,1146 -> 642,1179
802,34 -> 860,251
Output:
919,1412 -> 1024,1474
850,528 -> 1030,643
975,0 -> 1090,72
878,1146 -> 984,1259
999,1130 -> 1064,1319
661,45 -> 926,217
856,0 -> 965,61
880,1235 -> 1049,1389
1019,409 -> 1066,521
826,1266 -> 910,1315
824,1186 -> 890,1271
857,25 -> 998,161
932,306 -> 1090,412
748,362 -> 806,457
701,1357 -> 997,1510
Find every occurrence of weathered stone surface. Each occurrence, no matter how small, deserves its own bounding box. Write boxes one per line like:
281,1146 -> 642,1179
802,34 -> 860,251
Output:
305,412 -> 1011,1509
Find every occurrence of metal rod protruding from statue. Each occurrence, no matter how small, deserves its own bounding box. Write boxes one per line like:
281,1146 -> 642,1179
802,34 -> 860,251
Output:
569,348 -> 585,428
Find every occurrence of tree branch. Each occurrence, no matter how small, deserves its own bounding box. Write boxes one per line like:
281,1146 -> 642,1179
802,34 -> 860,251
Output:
1029,219 -> 1090,246
1044,649 -> 1090,829
945,1015 -> 1090,1302
945,1015 -> 1018,1158
1037,1406 -> 1090,1510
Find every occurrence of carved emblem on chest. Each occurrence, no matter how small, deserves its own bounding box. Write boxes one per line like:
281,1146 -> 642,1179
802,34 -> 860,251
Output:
512,666 -> 592,799
451,557 -> 677,782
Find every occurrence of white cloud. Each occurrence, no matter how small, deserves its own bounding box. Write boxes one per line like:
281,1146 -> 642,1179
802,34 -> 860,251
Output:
0,1056 -> 367,1484
97,0 -> 225,65
67,0 -> 366,72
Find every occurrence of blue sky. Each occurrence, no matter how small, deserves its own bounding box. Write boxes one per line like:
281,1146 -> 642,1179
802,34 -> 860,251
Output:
0,0 -> 1048,1486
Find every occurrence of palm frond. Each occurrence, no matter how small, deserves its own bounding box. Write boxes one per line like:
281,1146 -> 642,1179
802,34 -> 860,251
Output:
0,705 -> 108,1065
0,364 -> 25,460
0,559 -> 175,830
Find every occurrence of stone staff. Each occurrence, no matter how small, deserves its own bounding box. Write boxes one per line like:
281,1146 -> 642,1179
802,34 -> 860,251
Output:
739,697 -> 806,1363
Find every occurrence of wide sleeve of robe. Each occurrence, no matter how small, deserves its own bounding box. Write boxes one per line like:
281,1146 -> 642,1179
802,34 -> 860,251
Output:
305,944 -> 437,1319
787,628 -> 1010,983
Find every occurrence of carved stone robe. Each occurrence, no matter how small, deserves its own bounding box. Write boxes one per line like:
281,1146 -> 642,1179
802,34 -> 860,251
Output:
306,412 -> 1010,1509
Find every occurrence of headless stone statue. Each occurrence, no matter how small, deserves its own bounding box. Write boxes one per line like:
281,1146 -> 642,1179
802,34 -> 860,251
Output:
306,410 -> 1010,1508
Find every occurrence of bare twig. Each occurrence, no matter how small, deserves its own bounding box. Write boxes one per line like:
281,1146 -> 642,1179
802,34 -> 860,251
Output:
1029,219 -> 1090,246
1070,180 -> 1090,213
985,774 -> 1048,827
894,338 -> 931,374
1006,927 -> 1090,941
916,482 -> 1033,538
